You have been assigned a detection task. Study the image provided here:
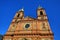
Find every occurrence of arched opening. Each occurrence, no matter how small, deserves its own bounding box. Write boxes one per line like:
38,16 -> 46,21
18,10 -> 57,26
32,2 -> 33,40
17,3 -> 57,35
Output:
17,14 -> 20,17
40,11 -> 43,15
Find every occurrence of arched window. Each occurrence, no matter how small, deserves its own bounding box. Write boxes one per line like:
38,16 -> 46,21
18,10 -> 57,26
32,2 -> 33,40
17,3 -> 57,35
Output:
40,11 -> 43,15
17,14 -> 20,17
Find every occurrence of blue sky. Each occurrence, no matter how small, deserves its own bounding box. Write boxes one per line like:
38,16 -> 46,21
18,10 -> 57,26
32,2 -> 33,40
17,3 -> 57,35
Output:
0,0 -> 60,40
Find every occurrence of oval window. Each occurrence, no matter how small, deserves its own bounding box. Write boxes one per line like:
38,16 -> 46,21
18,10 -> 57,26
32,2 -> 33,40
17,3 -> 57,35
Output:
25,24 -> 30,28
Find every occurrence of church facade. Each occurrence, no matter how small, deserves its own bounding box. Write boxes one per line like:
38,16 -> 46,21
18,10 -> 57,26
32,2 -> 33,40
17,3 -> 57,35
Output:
3,6 -> 54,40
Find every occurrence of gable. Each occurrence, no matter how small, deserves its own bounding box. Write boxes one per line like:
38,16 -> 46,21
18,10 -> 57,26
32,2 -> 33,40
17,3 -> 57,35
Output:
23,16 -> 35,20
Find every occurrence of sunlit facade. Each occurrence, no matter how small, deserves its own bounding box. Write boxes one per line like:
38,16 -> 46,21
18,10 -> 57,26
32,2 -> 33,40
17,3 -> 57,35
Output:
3,6 -> 54,40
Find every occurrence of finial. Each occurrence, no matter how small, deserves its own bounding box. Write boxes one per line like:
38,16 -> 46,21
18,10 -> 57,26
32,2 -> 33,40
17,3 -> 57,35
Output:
21,8 -> 24,11
38,5 -> 42,9
19,8 -> 24,11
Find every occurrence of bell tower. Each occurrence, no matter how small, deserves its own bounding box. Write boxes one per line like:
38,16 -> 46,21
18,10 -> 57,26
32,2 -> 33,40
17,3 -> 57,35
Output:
12,8 -> 24,23
37,6 -> 54,40
6,8 -> 24,34
14,8 -> 24,19
37,6 -> 47,20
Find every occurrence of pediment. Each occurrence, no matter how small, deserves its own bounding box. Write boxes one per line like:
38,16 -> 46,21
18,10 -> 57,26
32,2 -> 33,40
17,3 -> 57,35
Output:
23,16 -> 35,20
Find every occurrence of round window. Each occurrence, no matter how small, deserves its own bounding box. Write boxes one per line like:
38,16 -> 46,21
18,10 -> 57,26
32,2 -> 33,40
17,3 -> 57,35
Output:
25,24 -> 30,28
